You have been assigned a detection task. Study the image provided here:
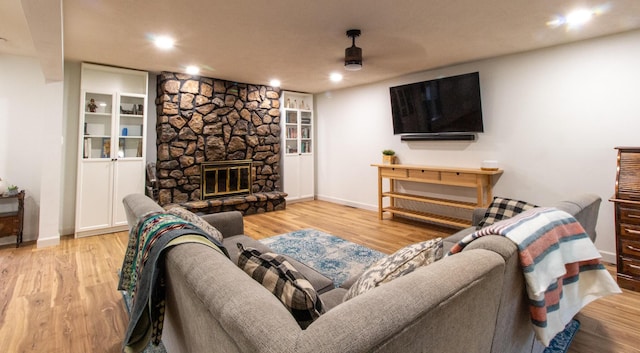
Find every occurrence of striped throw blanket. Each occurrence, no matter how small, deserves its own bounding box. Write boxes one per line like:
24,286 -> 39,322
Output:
447,207 -> 621,346
118,211 -> 228,353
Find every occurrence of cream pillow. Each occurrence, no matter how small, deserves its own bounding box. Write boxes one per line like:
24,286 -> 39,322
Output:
343,238 -> 443,301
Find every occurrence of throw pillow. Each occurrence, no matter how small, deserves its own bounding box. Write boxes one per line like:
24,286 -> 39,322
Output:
477,196 -> 538,229
236,244 -> 324,329
343,237 -> 443,301
166,206 -> 224,243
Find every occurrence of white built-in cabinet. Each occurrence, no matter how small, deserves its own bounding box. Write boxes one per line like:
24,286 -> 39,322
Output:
75,63 -> 148,237
280,91 -> 314,202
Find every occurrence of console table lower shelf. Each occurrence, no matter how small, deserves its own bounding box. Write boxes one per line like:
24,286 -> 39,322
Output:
372,164 -> 503,228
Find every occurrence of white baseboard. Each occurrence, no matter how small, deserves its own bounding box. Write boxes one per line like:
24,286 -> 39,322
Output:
315,194 -> 377,212
37,235 -> 60,248
599,250 -> 616,264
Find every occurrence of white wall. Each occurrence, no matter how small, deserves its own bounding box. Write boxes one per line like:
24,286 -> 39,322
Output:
315,29 -> 640,263
0,58 -> 152,244
61,61 -> 81,235
0,54 -> 64,245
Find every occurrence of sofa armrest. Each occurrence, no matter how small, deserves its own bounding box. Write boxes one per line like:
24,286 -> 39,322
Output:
472,207 -> 487,227
123,193 -> 164,228
200,211 -> 244,238
553,194 -> 601,242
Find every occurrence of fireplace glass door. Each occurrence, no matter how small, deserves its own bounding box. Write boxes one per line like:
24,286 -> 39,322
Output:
201,160 -> 252,199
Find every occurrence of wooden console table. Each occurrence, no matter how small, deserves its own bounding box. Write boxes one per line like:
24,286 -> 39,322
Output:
372,164 -> 503,228
0,190 -> 25,247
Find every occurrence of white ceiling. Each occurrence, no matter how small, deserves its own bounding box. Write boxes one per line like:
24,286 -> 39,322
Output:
2,0 -> 640,93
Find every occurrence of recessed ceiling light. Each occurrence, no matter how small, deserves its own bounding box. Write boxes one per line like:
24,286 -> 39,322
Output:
153,35 -> 175,49
547,5 -> 609,29
270,79 -> 281,87
330,73 -> 343,82
186,65 -> 200,75
566,9 -> 594,27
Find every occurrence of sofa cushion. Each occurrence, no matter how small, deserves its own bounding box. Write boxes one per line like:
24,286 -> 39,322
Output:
166,206 -> 224,243
318,288 -> 349,311
477,196 -> 537,229
236,244 -> 325,329
343,238 -> 444,301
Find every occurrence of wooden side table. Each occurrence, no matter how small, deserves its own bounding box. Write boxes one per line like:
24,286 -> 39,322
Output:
0,190 -> 25,247
610,147 -> 640,292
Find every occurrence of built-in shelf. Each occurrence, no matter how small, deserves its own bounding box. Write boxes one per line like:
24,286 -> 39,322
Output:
280,91 -> 314,202
75,63 -> 148,238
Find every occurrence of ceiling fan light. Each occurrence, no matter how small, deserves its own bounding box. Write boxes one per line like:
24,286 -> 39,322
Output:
345,45 -> 362,71
345,63 -> 362,71
344,29 -> 363,71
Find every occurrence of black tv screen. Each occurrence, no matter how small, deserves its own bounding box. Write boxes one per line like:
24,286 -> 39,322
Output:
389,72 -> 484,135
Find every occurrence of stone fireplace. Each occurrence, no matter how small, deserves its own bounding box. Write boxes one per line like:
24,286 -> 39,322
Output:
155,72 -> 287,214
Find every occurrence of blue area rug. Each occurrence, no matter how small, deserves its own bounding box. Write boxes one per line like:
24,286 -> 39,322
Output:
543,319 -> 580,353
260,228 -> 387,287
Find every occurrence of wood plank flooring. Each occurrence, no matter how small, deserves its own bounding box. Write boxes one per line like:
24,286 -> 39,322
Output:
0,199 -> 638,352
0,230 -> 130,353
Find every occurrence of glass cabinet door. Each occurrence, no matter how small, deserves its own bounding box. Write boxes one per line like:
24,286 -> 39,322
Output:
285,110 -> 298,154
82,92 -> 113,159
118,94 -> 145,158
300,111 -> 312,154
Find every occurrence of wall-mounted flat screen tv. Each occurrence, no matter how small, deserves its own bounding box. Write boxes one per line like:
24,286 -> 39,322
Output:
389,72 -> 483,137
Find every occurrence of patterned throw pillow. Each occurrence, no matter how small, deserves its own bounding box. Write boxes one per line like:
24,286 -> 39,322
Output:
236,244 -> 324,329
166,206 -> 224,243
343,238 -> 444,301
477,196 -> 538,229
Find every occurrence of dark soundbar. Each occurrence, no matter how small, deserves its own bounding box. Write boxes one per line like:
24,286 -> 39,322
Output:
400,133 -> 476,141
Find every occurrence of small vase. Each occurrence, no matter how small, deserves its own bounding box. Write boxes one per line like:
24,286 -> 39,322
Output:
382,155 -> 395,164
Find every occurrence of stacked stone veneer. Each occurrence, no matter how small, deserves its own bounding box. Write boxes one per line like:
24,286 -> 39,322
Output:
155,72 -> 286,214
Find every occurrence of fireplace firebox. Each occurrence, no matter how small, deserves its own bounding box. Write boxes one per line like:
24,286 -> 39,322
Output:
201,160 -> 253,199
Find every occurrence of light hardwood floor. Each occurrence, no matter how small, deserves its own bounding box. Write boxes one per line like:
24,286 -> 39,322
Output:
0,199 -> 638,352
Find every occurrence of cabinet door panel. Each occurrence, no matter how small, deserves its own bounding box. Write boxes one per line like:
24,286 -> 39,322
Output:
113,160 -> 145,226
77,161 -> 112,230
298,154 -> 314,199
283,154 -> 301,200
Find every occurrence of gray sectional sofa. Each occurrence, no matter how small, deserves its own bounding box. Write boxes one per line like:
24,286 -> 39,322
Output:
122,193 -> 601,353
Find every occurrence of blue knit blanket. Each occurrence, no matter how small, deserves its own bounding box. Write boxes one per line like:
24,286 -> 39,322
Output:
118,212 -> 228,353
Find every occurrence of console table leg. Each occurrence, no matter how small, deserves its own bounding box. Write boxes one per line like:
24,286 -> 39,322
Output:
377,169 -> 383,220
